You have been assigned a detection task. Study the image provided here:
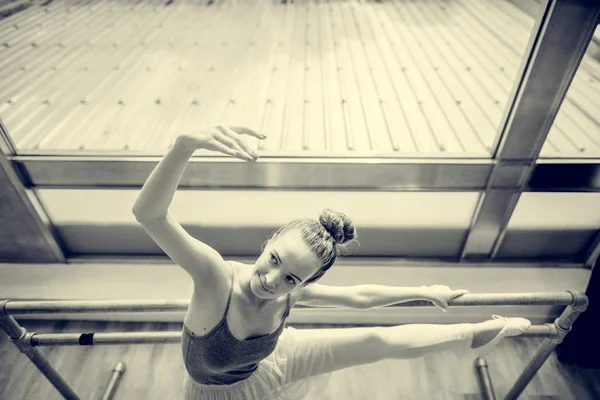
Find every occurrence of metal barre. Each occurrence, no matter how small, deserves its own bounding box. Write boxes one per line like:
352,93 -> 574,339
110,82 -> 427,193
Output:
27,324 -> 558,346
2,292 -> 576,314
0,291 -> 590,400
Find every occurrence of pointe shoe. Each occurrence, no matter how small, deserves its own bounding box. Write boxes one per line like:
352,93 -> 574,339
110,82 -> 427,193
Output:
473,315 -> 531,357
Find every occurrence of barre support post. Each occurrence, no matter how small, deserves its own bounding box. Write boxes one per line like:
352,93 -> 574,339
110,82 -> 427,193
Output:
0,300 -> 81,400
503,290 -> 588,400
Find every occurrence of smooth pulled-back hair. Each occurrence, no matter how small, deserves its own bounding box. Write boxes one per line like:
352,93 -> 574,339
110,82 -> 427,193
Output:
261,209 -> 359,286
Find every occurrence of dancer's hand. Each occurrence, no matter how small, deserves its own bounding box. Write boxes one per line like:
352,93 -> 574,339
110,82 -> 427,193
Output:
423,285 -> 469,312
176,126 -> 266,162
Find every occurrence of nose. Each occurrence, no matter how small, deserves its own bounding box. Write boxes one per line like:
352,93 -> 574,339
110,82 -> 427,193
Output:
264,274 -> 277,291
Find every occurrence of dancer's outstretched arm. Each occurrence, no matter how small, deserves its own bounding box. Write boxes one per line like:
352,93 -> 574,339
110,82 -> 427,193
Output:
359,284 -> 469,311
132,126 -> 265,280
297,283 -> 468,312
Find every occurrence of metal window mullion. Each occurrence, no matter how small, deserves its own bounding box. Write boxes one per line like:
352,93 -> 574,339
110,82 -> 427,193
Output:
461,0 -> 600,261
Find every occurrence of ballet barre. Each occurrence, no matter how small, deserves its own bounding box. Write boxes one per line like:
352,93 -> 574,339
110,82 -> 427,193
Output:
0,291 -> 588,400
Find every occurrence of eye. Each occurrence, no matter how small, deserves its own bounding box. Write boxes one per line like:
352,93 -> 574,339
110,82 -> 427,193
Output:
270,253 -> 278,265
286,276 -> 295,285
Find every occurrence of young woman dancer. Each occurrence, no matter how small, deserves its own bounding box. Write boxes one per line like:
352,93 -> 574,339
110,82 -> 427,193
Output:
133,126 -> 531,400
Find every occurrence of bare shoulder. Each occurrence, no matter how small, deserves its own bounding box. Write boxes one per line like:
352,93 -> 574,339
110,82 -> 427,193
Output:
190,258 -> 233,302
185,259 -> 234,330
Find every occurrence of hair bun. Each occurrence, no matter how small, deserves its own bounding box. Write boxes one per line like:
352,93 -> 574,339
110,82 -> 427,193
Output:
319,209 -> 357,245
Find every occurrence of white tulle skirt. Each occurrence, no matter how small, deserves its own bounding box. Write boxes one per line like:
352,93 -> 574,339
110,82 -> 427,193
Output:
182,326 -> 335,400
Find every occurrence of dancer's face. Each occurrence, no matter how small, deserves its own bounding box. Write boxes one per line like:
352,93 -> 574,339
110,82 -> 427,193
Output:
251,230 -> 321,299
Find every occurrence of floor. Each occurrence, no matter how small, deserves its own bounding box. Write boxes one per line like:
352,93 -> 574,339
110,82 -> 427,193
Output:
0,0 -> 599,157
1,320 -> 600,399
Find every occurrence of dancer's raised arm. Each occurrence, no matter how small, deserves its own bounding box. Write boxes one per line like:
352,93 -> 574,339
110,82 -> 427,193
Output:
132,126 -> 265,280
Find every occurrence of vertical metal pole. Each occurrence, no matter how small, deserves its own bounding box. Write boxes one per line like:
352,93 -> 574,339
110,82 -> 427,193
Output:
504,291 -> 588,400
101,362 -> 127,400
0,300 -> 80,400
475,358 -> 497,400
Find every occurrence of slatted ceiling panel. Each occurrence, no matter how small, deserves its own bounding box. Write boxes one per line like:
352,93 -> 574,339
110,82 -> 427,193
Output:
34,4 -> 115,145
45,9 -> 128,150
9,1 -> 141,148
476,0 -> 600,156
329,2 -> 358,150
236,7 -> 284,145
150,6 -> 225,149
328,2 -> 359,151
373,4 -> 437,152
339,1 -> 376,152
1,0 -> 600,156
563,99 -> 600,150
58,0 -> 153,149
346,2 -> 385,152
469,0 -> 526,56
319,2 -> 341,151
442,2 -> 515,92
338,2 -> 380,151
68,3 -> 153,150
382,4 -> 449,152
399,2 -> 489,153
40,3 -> 136,149
549,94 -> 600,156
7,1 -> 115,145
586,55 -> 600,77
160,2 -> 235,151
388,2 -> 460,153
111,5 -> 193,150
573,76 -> 600,120
355,1 -> 399,152
201,6 -> 261,133
124,37 -> 181,150
422,3 -> 503,152
152,1 -> 233,151
52,17 -> 151,150
220,11 -> 272,131
556,105 -> 600,153
256,3 -> 292,152
320,1 -> 345,152
279,3 -> 300,151
304,3 -> 325,151
424,2 -> 502,151
400,4 -> 461,152
281,2 -> 305,152
453,0 -> 584,155
574,71 -> 600,120
197,0 -> 253,135
357,4 -> 406,153
443,0 -> 518,115
420,1 -> 497,151
272,2 -> 297,152
0,2 -> 65,72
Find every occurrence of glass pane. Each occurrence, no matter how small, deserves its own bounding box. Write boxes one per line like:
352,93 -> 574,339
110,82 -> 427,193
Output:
498,193 -> 600,260
38,189 -> 479,226
541,25 -> 600,158
0,0 -> 541,157
36,189 -> 480,256
507,193 -> 600,229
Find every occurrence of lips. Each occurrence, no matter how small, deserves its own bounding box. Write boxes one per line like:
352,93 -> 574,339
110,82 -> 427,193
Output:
258,275 -> 271,293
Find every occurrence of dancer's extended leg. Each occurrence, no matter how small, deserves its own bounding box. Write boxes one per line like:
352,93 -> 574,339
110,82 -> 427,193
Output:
285,317 -> 530,383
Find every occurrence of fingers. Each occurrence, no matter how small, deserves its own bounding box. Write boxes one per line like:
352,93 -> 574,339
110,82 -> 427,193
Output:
215,126 -> 258,162
207,139 -> 244,160
232,126 -> 266,140
212,126 -> 255,161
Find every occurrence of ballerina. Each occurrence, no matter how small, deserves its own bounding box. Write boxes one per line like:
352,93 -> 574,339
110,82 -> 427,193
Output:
133,125 -> 531,400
